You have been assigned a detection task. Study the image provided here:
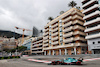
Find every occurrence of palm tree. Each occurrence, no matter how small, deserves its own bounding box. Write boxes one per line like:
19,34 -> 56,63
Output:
68,1 -> 77,8
60,11 -> 64,15
48,17 -> 54,21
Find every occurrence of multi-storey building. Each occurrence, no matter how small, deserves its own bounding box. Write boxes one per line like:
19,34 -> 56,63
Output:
82,0 -> 100,54
43,8 -> 88,55
22,38 -> 33,55
2,37 -> 17,49
31,37 -> 44,55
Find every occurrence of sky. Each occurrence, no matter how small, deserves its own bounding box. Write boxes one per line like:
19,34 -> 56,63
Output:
0,0 -> 82,35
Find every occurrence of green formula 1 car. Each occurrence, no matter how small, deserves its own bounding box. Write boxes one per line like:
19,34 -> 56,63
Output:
48,57 -> 83,65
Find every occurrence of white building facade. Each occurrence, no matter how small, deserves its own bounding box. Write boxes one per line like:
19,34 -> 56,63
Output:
82,0 -> 100,54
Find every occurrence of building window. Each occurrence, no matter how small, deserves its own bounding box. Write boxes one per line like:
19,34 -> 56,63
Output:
60,28 -> 62,32
98,41 -> 100,43
93,42 -> 95,44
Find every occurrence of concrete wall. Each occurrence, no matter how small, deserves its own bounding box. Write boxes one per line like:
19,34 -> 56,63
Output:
88,38 -> 100,50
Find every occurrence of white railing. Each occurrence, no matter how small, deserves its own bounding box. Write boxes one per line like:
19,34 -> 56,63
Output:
51,27 -> 58,32
83,4 -> 99,14
63,32 -> 73,37
74,31 -> 86,35
83,11 -> 100,20
51,32 -> 58,36
63,26 -> 73,32
74,25 -> 85,30
84,17 -> 100,26
52,37 -> 58,40
62,16 -> 72,23
63,37 -> 74,43
51,23 -> 58,28
52,41 -> 59,45
85,25 -> 100,32
82,0 -> 97,8
63,21 -> 72,27
73,15 -> 83,20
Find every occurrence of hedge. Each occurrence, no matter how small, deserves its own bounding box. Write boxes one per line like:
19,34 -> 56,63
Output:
0,56 -> 20,60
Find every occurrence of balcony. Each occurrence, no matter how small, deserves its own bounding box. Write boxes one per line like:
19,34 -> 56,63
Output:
43,40 -> 49,43
72,10 -> 84,17
63,26 -> 73,32
38,40 -> 43,43
83,4 -> 99,14
43,43 -> 75,50
34,40 -> 43,44
32,44 -> 42,47
74,25 -> 85,30
52,41 -> 59,45
83,11 -> 100,20
52,27 -> 58,32
32,51 -> 44,53
43,36 -> 49,40
84,17 -> 100,26
51,18 -> 58,25
51,32 -> 58,36
63,37 -> 74,43
63,32 -> 73,37
82,0 -> 97,9
73,31 -> 86,36
51,23 -> 58,28
52,37 -> 58,41
81,0 -> 88,2
73,20 -> 84,25
62,16 -> 72,23
44,28 -> 49,32
63,21 -> 72,27
43,44 -> 49,47
74,43 -> 87,46
86,33 -> 100,39
32,47 -> 42,50
73,15 -> 83,21
74,37 -> 86,41
62,11 -> 71,19
85,25 -> 100,33
43,32 -> 49,36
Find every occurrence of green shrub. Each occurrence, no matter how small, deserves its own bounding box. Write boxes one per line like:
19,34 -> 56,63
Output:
13,56 -> 15,58
7,57 -> 10,59
1,57 -> 4,60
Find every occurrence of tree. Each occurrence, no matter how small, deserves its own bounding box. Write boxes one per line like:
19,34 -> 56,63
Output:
48,17 -> 54,21
60,11 -> 64,15
68,1 -> 77,8
17,46 -> 27,52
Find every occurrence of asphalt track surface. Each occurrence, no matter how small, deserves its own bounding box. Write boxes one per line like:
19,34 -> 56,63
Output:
0,59 -> 100,67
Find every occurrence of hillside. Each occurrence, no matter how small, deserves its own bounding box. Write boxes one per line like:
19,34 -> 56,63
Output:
0,30 -> 27,39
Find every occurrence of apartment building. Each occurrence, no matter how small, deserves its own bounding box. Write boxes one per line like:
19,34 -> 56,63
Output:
43,8 -> 87,55
2,38 -> 17,49
82,0 -> 100,54
31,37 -> 44,55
